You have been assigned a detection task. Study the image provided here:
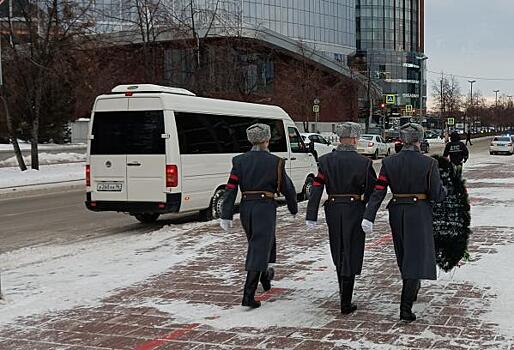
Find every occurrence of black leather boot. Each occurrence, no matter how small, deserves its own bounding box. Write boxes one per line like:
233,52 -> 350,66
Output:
340,276 -> 357,315
413,280 -> 421,302
260,266 -> 275,292
400,279 -> 418,322
336,269 -> 342,293
242,271 -> 261,308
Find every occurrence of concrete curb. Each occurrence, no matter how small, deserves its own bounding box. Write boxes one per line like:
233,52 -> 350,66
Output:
0,181 -> 85,201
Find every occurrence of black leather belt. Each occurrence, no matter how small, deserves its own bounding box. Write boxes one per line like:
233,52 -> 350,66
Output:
392,193 -> 427,203
242,191 -> 275,200
327,194 -> 363,203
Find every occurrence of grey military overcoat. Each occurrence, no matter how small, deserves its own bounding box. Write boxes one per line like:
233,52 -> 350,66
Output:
306,148 -> 377,277
221,150 -> 298,272
363,146 -> 447,280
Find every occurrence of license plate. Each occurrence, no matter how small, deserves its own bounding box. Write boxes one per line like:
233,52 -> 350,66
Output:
97,182 -> 123,192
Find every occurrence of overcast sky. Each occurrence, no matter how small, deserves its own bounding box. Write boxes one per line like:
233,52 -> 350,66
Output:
426,0 -> 514,105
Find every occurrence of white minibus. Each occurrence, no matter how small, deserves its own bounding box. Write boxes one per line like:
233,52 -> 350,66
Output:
85,84 -> 317,223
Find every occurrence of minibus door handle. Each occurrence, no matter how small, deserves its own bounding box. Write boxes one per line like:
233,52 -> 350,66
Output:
290,157 -> 297,161
127,161 -> 141,167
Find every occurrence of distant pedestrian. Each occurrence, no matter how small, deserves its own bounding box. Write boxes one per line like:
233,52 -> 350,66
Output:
220,123 -> 298,309
466,131 -> 473,146
443,132 -> 469,174
306,122 -> 376,314
361,123 -> 447,322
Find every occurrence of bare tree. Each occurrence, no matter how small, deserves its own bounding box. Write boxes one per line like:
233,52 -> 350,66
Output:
0,87 -> 27,170
94,0 -> 232,86
431,75 -> 463,119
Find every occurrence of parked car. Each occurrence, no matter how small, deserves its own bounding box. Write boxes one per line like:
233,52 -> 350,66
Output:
390,138 -> 430,153
0,136 -> 10,144
490,135 -> 514,155
319,132 -> 339,145
386,136 -> 404,153
85,84 -> 318,223
300,133 -> 336,159
357,134 -> 391,159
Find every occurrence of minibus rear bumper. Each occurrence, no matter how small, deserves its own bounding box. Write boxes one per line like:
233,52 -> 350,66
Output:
85,192 -> 181,214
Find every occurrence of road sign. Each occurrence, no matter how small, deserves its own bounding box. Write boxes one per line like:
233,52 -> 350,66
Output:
447,117 -> 455,126
385,94 -> 396,105
406,105 -> 413,113
313,105 -> 320,113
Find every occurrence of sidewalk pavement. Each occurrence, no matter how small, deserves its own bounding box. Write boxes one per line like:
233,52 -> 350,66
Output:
0,154 -> 513,349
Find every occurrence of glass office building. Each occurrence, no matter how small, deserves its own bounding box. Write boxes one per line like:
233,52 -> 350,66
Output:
86,0 -> 357,64
241,0 -> 356,62
355,0 -> 426,111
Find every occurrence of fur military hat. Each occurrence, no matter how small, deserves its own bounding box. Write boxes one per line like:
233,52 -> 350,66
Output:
400,123 -> 425,145
336,122 -> 362,139
246,123 -> 271,145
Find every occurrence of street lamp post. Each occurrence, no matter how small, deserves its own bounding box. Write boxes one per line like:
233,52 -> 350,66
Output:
494,90 -> 500,131
417,56 -> 428,119
313,98 -> 320,133
468,80 -> 475,133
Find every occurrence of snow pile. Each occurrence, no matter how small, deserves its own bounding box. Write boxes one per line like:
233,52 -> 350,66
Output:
426,138 -> 445,145
0,163 -> 85,189
0,143 -> 86,152
0,222 -> 218,325
0,152 -> 86,167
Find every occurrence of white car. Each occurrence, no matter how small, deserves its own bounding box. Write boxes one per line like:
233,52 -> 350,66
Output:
357,134 -> 391,159
490,135 -> 514,155
301,133 -> 335,158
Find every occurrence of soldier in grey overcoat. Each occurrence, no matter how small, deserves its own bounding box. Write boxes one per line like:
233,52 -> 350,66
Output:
220,123 -> 298,309
361,123 -> 447,322
306,122 -> 377,314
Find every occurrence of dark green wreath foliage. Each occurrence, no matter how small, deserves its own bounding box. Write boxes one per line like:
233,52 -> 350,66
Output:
432,155 -> 472,272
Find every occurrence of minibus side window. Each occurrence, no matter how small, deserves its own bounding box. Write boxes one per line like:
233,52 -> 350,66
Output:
288,127 -> 306,153
175,113 -> 287,154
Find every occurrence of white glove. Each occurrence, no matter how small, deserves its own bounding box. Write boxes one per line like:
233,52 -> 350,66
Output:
219,219 -> 233,232
361,219 -> 373,234
306,220 -> 317,230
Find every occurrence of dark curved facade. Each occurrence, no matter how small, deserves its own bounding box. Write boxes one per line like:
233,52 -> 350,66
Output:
355,0 -> 426,112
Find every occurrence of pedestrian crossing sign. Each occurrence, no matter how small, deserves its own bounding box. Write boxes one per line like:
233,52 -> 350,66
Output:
406,105 -> 413,113
385,94 -> 396,105
448,117 -> 455,126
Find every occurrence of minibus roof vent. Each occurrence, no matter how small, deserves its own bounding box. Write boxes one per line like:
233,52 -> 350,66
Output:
111,84 -> 196,96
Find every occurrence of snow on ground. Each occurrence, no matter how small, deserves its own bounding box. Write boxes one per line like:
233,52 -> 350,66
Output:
139,243 -> 336,330
441,243 -> 514,334
0,152 -> 86,167
440,153 -> 514,336
0,221 -> 218,325
0,163 -> 85,189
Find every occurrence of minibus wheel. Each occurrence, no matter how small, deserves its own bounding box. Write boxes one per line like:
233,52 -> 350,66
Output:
200,187 -> 226,221
300,177 -> 314,201
212,187 -> 226,219
134,213 -> 160,224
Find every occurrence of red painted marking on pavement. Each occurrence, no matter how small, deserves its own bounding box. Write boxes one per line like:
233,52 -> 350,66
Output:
255,288 -> 287,302
367,234 -> 393,248
134,323 -> 200,350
